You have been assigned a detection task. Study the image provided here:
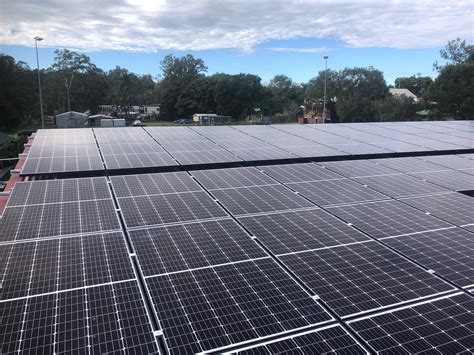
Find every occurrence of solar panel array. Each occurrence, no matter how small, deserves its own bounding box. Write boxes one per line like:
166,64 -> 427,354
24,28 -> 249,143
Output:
21,120 -> 474,176
3,121 -> 474,354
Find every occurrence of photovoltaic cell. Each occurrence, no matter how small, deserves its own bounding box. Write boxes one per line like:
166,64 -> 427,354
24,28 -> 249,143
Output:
259,163 -> 343,183
170,149 -> 241,165
118,191 -> 228,228
373,156 -> 450,173
320,160 -> 399,178
383,227 -> 474,288
279,241 -> 453,317
400,192 -> 474,228
0,232 -> 135,300
287,179 -> 388,207
419,155 -> 474,170
352,174 -> 449,198
235,325 -> 366,354
147,258 -> 332,354
409,170 -> 474,191
192,167 -> 277,189
0,281 -> 158,354
0,199 -> 121,242
110,171 -> 202,197
129,219 -> 267,276
238,208 -> 371,255
348,293 -> 474,354
210,184 -> 314,216
7,177 -> 111,206
328,200 -> 453,239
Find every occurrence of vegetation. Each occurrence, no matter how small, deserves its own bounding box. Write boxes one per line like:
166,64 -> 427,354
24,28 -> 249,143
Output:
0,38 -> 472,131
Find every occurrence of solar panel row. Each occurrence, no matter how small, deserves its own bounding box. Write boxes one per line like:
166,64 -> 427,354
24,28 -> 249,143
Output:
21,121 -> 474,175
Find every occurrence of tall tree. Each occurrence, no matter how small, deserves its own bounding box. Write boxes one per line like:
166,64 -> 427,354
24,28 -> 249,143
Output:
52,49 -> 96,111
394,75 -> 433,97
433,37 -> 474,71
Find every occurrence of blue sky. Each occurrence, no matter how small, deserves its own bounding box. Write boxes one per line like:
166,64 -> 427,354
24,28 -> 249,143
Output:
0,0 -> 472,85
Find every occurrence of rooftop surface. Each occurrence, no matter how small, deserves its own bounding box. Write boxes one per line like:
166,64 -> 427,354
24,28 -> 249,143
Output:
1,121 -> 473,354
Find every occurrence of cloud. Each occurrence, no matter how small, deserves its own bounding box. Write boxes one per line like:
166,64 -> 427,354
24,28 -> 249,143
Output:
266,47 -> 333,53
0,0 -> 472,52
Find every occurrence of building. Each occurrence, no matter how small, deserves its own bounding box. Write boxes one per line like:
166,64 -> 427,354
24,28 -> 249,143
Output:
55,111 -> 88,128
144,104 -> 160,115
192,113 -> 232,125
389,88 -> 419,102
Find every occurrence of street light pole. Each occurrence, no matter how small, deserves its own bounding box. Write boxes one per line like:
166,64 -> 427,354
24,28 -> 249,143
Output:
34,36 -> 45,129
322,55 -> 328,124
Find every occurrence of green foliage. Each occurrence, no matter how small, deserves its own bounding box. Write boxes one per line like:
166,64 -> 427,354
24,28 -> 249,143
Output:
373,95 -> 419,122
434,37 -> 474,71
394,75 -> 433,97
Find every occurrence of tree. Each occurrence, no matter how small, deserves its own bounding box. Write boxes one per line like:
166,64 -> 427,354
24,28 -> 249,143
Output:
158,54 -> 207,119
394,75 -> 433,97
264,75 -> 304,115
305,69 -> 338,117
52,49 -> 96,111
434,37 -> 474,71
373,95 -> 419,122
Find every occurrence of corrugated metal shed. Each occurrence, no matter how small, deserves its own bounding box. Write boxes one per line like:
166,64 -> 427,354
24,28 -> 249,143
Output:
55,111 -> 88,128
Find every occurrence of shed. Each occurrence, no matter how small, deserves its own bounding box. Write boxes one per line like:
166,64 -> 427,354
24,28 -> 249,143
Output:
89,114 -> 111,127
55,111 -> 88,128
192,113 -> 232,125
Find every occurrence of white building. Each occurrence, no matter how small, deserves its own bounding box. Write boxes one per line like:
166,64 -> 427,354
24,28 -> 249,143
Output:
389,88 -> 419,102
144,104 -> 160,115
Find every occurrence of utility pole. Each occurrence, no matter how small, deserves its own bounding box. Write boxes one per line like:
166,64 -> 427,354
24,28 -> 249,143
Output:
322,55 -> 328,124
34,36 -> 45,129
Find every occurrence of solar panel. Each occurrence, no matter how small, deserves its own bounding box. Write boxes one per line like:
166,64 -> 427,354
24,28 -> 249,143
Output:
370,141 -> 430,153
230,147 -> 297,161
0,231 -> 134,300
146,258 -> 333,354
333,143 -> 392,155
409,169 -> 474,191
21,155 -> 104,175
279,241 -> 453,317
348,293 -> 474,354
400,192 -> 474,229
129,219 -> 267,276
117,191 -> 228,228
192,167 -> 277,189
284,144 -> 346,157
0,199 -> 121,242
234,325 -> 367,354
320,160 -> 399,178
238,208 -> 371,255
286,179 -> 388,207
382,227 -> 474,288
327,200 -> 453,239
0,281 -> 158,354
110,171 -> 202,197
102,151 -> 178,170
259,163 -> 343,183
7,177 -> 111,206
352,174 -> 450,198
210,184 -> 314,216
418,155 -> 474,170
372,156 -> 448,173
170,149 -> 241,165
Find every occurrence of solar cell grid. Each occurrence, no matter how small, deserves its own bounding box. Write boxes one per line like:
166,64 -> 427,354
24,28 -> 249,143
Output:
328,200 -> 453,239
161,140 -> 220,152
348,293 -> 474,354
21,155 -> 104,175
7,177 -> 111,206
170,149 -> 241,165
118,190 -> 228,228
0,199 -> 121,242
230,147 -> 297,161
373,156 -> 448,173
147,258 -> 332,354
333,143 -> 392,155
259,163 -> 343,183
192,167 -> 277,190
0,281 -> 159,354
383,227 -> 474,288
130,219 -> 267,276
279,241 -> 454,317
409,169 -> 474,191
320,160 -> 399,178
400,192 -> 474,228
418,155 -> 474,170
100,141 -> 166,155
0,232 -> 134,300
284,144 -> 346,157
210,184 -> 314,216
235,325 -> 366,355
237,208 -> 371,255
102,151 -> 177,169
352,174 -> 450,198
287,179 -> 388,207
111,171 -> 201,197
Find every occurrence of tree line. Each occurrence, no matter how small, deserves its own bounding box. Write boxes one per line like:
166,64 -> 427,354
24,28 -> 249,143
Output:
0,38 -> 472,131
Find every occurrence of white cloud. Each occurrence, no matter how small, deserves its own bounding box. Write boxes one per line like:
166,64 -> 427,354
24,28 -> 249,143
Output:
0,0 -> 472,52
266,47 -> 333,53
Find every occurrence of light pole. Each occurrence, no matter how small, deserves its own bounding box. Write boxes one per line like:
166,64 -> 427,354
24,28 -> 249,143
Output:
322,55 -> 328,124
34,36 -> 45,129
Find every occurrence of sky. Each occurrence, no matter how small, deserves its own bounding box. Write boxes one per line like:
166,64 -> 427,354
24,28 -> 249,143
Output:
0,0 -> 472,85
